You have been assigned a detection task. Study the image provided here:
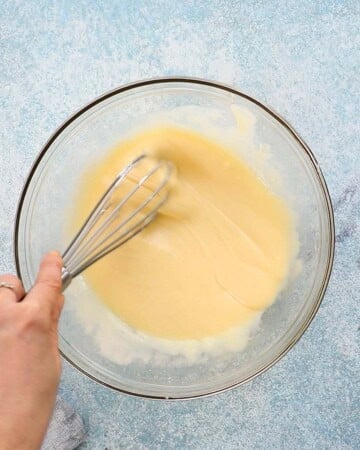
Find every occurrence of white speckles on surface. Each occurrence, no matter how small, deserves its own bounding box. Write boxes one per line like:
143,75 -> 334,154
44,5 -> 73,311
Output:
1,0 -> 359,448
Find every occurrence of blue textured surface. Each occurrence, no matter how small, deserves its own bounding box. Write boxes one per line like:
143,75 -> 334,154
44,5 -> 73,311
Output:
1,1 -> 359,448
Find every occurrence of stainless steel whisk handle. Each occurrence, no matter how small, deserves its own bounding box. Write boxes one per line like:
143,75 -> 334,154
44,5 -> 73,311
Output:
61,267 -> 73,292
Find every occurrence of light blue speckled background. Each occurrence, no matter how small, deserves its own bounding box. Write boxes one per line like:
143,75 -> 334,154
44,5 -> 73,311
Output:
1,1 -> 359,448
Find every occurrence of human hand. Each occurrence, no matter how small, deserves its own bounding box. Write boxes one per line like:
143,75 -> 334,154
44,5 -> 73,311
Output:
0,252 -> 64,450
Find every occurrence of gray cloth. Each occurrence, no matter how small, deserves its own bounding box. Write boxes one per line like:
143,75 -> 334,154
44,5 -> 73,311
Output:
41,396 -> 86,450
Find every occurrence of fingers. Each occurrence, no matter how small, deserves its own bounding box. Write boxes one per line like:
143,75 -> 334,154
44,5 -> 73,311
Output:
26,252 -> 64,321
0,274 -> 25,305
35,251 -> 63,291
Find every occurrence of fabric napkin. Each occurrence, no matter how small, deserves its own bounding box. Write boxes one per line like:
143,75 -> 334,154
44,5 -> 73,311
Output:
41,396 -> 86,450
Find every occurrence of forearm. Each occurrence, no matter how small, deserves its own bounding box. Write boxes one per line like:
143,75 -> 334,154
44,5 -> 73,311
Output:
0,410 -> 52,450
0,377 -> 57,450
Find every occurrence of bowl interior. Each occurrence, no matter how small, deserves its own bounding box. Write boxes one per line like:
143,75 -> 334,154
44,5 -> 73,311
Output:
15,79 -> 334,398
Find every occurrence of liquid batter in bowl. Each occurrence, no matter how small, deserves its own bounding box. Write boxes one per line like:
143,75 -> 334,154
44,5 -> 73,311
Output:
73,126 -> 296,341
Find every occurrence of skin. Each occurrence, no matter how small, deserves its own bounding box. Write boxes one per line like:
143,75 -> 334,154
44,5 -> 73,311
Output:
0,252 -> 64,450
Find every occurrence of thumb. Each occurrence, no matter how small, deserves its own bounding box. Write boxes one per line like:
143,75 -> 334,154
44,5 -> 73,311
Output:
28,251 -> 64,319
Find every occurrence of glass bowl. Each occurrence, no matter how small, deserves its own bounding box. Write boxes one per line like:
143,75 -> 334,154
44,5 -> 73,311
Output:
14,78 -> 334,399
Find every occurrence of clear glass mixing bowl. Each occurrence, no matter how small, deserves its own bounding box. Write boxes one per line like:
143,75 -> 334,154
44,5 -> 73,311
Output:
15,78 -> 334,399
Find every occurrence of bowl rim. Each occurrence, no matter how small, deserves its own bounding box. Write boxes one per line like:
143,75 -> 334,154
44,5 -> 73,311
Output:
13,76 -> 335,400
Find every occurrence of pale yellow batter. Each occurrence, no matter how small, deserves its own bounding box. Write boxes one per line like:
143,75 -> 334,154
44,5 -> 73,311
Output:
73,126 -> 294,340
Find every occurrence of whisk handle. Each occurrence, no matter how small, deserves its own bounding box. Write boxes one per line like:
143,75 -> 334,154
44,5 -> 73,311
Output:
61,267 -> 72,292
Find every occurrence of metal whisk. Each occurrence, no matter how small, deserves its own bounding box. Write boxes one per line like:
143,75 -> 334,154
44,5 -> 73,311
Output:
61,154 -> 173,290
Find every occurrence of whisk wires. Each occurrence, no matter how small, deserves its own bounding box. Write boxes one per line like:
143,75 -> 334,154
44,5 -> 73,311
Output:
62,154 -> 173,279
